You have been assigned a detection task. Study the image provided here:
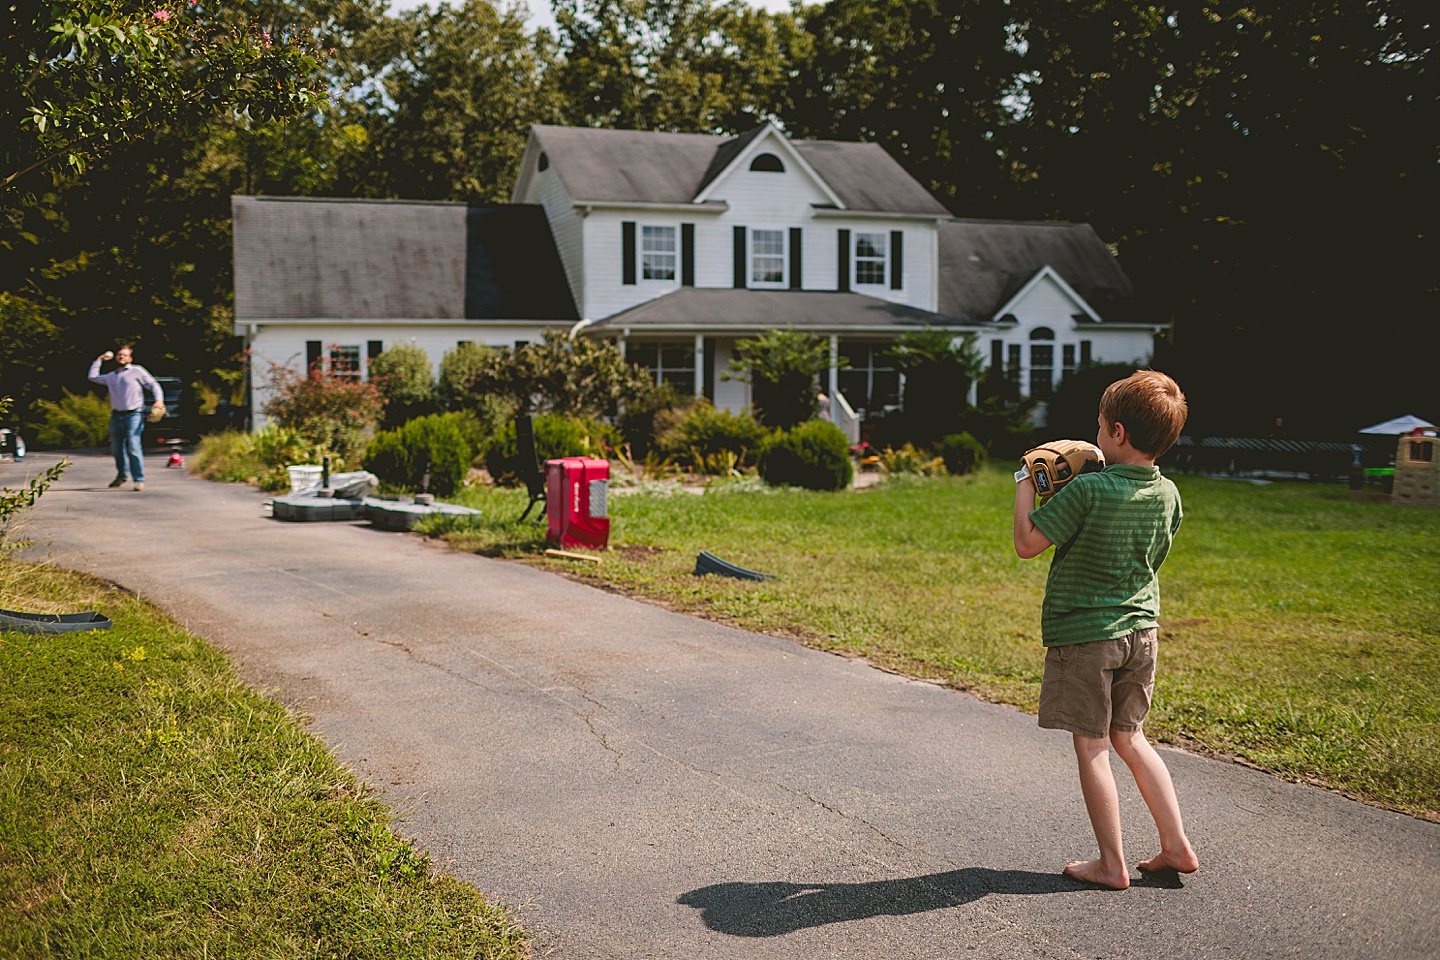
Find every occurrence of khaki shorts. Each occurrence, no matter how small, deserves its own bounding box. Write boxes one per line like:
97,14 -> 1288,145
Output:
1038,628 -> 1158,740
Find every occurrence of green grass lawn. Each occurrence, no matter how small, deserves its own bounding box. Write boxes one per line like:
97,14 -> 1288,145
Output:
433,466 -> 1440,821
0,562 -> 529,959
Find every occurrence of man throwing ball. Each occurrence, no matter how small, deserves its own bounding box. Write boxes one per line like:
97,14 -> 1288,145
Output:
1012,369 -> 1199,889
88,345 -> 165,491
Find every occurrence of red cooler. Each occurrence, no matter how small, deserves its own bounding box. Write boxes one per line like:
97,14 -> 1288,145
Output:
545,457 -> 610,549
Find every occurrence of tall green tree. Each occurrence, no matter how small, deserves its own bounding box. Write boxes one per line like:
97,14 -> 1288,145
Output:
2,0 -> 324,191
782,0 -> 1023,216
0,0 -> 389,433
550,0 -> 800,132
727,328 -> 833,429
1002,0 -> 1437,433
349,0 -> 560,202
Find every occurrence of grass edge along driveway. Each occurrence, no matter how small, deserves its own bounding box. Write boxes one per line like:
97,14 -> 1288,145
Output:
434,466 -> 1440,823
0,561 -> 531,960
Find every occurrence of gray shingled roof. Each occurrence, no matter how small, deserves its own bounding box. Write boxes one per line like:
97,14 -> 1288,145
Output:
938,219 -> 1135,321
587,287 -> 963,333
531,125 -> 950,215
232,196 -> 578,321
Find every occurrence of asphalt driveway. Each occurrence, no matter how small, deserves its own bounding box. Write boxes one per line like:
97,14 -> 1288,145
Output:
14,450 -> 1440,959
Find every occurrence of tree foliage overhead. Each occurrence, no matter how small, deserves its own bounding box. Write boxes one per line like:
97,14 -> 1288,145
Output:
2,0 -> 326,191
1,0 -> 1433,439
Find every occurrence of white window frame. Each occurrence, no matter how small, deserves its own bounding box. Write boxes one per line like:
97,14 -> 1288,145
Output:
641,225 -> 677,281
630,340 -> 697,394
750,228 -> 787,287
330,344 -> 361,381
853,231 -> 887,286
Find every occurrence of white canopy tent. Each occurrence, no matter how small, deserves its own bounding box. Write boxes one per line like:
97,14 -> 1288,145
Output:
1358,414 -> 1436,435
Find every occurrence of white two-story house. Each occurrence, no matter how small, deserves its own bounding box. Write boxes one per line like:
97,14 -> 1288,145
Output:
511,122 -> 964,416
511,121 -> 1164,417
233,122 -> 1165,426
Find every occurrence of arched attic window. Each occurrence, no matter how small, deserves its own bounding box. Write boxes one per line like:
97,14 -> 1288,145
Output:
537,152 -> 550,171
1029,327 -> 1056,399
749,152 -> 785,172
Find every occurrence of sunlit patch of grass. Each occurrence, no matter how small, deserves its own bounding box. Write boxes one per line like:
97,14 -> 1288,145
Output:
0,561 -> 530,959
429,467 -> 1440,820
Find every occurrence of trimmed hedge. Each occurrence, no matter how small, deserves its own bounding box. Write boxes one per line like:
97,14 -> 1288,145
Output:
363,413 -> 474,497
758,420 -> 854,491
484,415 -> 617,486
940,431 -> 988,476
654,400 -> 774,471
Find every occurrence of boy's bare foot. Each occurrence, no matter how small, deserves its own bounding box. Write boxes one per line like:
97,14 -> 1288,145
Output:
1064,859 -> 1131,890
1138,845 -> 1199,874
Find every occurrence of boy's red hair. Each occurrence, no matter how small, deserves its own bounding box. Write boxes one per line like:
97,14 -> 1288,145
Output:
1100,370 -> 1188,457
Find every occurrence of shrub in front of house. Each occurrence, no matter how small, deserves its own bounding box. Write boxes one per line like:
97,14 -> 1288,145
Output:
484,414 -> 618,486
878,443 -> 946,477
369,344 -> 438,429
940,431 -> 988,475
34,389 -> 111,448
363,413 -> 474,497
654,400 -> 775,473
758,420 -> 854,491
261,361 -> 383,464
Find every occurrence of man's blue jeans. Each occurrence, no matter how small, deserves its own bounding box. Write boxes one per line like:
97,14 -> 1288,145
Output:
108,409 -> 145,482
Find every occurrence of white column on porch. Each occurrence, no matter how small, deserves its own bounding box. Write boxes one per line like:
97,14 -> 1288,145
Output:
828,335 -> 839,406
694,334 -> 705,398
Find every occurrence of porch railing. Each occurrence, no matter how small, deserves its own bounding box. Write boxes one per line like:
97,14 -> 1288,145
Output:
832,390 -> 861,447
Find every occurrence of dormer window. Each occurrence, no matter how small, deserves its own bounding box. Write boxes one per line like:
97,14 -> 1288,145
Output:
749,153 -> 785,173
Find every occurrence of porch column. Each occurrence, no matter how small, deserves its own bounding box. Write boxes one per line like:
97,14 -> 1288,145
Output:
694,334 -> 705,397
828,335 -> 839,404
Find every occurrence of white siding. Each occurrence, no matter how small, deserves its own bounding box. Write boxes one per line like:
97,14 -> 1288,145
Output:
577,160 -> 942,321
987,275 -> 1155,400
710,338 -> 749,412
246,321 -> 561,430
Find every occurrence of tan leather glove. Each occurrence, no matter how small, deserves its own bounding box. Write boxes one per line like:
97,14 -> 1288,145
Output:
1021,439 -> 1105,496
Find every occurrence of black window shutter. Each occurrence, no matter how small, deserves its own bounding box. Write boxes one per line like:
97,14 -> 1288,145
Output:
733,226 -> 747,288
306,341 -> 322,376
789,227 -> 803,289
890,231 -> 904,289
367,340 -> 383,361
990,339 -> 1003,371
1080,340 -> 1093,365
622,221 -> 636,285
703,337 -> 717,401
837,229 -> 850,292
681,223 -> 695,286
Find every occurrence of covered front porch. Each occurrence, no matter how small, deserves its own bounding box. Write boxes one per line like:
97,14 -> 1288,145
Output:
580,287 -> 972,440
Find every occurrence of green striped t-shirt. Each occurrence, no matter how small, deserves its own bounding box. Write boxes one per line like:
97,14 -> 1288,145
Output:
1029,464 -> 1182,647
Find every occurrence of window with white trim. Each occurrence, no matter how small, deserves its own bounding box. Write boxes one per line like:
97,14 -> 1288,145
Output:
642,225 -> 676,280
751,229 -> 785,285
330,344 -> 361,380
854,232 -> 887,285
1029,327 -> 1055,399
627,341 -> 696,395
837,341 -> 900,414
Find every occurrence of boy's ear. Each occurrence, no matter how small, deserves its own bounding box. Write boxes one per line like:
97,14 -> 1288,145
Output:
1111,420 -> 1130,447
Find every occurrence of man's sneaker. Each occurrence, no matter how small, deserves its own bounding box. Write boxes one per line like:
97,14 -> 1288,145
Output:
108,476 -> 127,488
132,482 -> 144,491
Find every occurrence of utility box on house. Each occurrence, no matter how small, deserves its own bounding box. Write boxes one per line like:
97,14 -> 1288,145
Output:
546,457 -> 610,548
1393,434 -> 1439,507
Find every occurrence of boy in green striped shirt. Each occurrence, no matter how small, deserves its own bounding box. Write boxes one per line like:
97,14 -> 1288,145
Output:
1013,370 -> 1199,890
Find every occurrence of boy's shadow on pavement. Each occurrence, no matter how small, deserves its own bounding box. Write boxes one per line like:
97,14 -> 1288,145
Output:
678,867 -> 1184,937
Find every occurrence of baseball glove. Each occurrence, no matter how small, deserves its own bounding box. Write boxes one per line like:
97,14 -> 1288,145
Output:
1021,439 -> 1105,496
